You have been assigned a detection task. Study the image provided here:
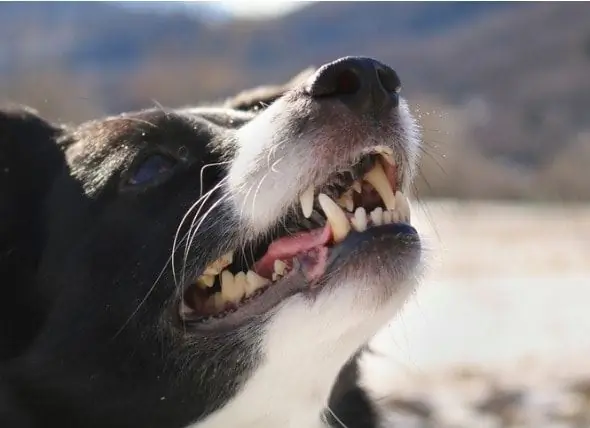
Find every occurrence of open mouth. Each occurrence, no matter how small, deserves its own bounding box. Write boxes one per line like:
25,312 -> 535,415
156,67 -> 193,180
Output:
180,145 -> 416,323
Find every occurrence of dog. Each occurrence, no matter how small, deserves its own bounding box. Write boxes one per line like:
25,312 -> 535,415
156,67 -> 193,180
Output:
0,56 -> 422,428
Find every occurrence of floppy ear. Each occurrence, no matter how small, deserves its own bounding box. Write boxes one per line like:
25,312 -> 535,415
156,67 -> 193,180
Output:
0,105 -> 66,360
224,66 -> 316,111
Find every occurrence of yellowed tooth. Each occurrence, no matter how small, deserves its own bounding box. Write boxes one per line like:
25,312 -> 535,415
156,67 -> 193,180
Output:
196,274 -> 215,289
370,207 -> 383,226
204,251 -> 234,276
363,163 -> 396,211
351,207 -> 367,232
300,185 -> 315,218
272,272 -> 280,281
274,259 -> 287,276
245,270 -> 270,296
352,181 -> 362,193
220,270 -> 242,303
233,272 -> 247,302
318,193 -> 351,243
383,210 -> 393,224
395,191 -> 411,222
338,190 -> 355,212
380,152 -> 396,166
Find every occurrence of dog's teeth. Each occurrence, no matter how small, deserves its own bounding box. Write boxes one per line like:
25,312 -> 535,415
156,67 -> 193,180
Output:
363,162 -> 396,211
373,145 -> 394,156
395,191 -> 411,222
196,274 -> 215,289
351,207 -> 367,232
352,181 -> 362,193
379,152 -> 396,166
274,259 -> 287,276
338,190 -> 355,212
318,193 -> 351,243
245,270 -> 269,296
383,210 -> 393,224
300,185 -> 315,218
204,252 -> 234,276
272,272 -> 280,281
220,270 -> 243,303
370,207 -> 383,226
233,272 -> 247,301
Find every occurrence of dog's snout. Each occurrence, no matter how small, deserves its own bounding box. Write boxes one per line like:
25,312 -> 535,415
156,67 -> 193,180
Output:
305,56 -> 401,113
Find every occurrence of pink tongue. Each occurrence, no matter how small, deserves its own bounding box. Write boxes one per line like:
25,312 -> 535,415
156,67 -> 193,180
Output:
254,224 -> 332,279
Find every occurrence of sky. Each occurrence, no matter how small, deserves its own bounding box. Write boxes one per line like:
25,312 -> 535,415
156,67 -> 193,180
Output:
217,1 -> 311,18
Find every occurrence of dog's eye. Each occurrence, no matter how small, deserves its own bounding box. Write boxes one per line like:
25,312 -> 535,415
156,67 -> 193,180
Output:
126,154 -> 177,187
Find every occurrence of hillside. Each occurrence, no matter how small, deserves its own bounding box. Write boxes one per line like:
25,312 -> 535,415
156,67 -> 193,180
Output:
1,1 -> 589,200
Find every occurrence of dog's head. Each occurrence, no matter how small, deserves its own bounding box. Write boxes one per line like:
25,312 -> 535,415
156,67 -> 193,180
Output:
0,57 -> 422,428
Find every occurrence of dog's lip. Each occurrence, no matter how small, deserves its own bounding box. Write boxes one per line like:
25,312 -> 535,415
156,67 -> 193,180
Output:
179,223 -> 420,332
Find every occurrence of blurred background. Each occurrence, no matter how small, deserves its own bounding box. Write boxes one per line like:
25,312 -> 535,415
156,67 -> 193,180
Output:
2,1 -> 589,426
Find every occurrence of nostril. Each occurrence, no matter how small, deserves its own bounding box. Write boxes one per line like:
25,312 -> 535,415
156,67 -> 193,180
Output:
377,67 -> 401,93
334,69 -> 361,95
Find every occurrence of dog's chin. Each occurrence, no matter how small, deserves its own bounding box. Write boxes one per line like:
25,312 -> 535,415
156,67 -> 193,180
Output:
178,222 -> 420,333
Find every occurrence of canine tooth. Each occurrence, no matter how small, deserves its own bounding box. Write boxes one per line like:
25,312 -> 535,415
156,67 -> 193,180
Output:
338,190 -> 355,212
300,185 -> 315,218
380,152 -> 396,166
395,191 -> 411,222
221,270 -> 243,303
373,145 -> 394,155
274,259 -> 287,276
318,193 -> 351,243
245,270 -> 269,296
196,274 -> 215,288
383,210 -> 393,224
351,207 -> 367,232
363,163 -> 396,211
370,207 -> 383,226
352,181 -> 362,193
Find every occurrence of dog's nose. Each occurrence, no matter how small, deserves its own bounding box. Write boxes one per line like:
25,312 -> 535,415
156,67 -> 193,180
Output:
305,56 -> 401,114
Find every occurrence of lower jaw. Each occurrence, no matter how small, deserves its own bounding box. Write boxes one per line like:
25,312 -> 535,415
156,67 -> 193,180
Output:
180,222 -> 420,328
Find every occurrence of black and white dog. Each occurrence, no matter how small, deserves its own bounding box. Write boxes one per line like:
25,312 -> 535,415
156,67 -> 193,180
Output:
0,57 -> 422,428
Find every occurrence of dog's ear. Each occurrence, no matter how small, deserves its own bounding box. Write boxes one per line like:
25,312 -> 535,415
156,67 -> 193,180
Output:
0,105 -> 66,360
224,66 -> 316,112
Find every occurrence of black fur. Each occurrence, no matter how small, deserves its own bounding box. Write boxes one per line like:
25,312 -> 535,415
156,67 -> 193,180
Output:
0,80 -> 381,427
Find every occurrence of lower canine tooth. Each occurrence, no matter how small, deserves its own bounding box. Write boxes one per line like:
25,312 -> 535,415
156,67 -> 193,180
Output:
318,193 -> 351,243
363,163 -> 396,211
351,207 -> 367,232
370,207 -> 383,226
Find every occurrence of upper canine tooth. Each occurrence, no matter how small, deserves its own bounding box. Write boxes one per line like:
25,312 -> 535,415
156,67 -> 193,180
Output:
363,163 -> 396,211
351,207 -> 367,232
300,185 -> 315,218
318,193 -> 351,243
395,191 -> 411,222
380,152 -> 396,166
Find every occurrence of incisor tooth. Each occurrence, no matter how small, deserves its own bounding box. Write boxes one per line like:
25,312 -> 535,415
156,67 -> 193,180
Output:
370,207 -> 383,226
318,193 -> 351,243
395,191 -> 411,222
274,259 -> 287,276
363,163 -> 396,211
352,181 -> 362,193
245,270 -> 269,296
338,190 -> 354,212
351,207 -> 367,232
196,274 -> 215,289
300,185 -> 315,218
204,252 -> 234,276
